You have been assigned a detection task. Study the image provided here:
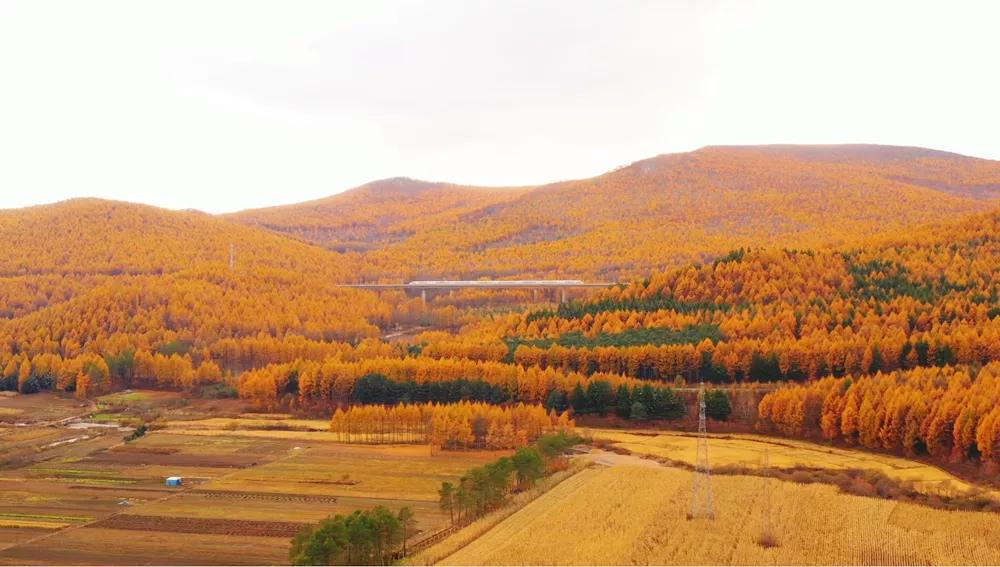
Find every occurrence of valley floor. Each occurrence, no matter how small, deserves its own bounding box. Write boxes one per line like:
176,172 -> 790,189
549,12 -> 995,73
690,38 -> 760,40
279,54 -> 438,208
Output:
5,392 -> 1000,566
0,392 -> 503,565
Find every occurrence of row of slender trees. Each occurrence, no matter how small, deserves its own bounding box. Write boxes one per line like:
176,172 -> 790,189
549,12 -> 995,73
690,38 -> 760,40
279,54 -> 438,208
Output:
328,402 -> 574,449
437,432 -> 580,526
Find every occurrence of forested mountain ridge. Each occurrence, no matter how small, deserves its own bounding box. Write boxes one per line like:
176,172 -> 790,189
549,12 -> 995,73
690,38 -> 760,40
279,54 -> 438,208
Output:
229,144 -> 1000,281
418,205 -> 1000,384
231,205 -> 1000,467
0,199 -> 393,390
0,198 -> 350,277
227,178 -> 532,254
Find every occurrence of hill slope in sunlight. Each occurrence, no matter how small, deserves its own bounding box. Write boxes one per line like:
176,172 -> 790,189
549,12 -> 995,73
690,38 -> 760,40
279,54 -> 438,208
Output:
0,198 -> 352,277
0,199 -> 388,382
229,144 -> 1000,281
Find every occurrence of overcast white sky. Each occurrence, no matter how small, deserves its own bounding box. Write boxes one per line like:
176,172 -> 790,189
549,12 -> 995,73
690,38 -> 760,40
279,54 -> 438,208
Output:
1,0 -> 998,213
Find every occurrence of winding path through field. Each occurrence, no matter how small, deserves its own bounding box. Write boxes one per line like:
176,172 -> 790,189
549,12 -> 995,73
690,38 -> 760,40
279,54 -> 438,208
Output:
587,448 -> 668,469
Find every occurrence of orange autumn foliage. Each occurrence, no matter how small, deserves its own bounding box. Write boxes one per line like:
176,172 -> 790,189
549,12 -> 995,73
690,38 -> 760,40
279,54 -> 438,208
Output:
758,363 -> 1000,464
238,356 -> 639,410
230,145 -> 1000,281
328,401 -> 573,449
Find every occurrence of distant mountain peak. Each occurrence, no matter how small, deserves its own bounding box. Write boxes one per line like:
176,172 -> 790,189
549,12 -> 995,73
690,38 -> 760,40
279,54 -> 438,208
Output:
694,143 -> 975,162
357,177 -> 446,197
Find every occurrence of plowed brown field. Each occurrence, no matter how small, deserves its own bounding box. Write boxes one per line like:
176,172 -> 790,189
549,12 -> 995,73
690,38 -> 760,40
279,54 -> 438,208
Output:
93,515 -> 308,538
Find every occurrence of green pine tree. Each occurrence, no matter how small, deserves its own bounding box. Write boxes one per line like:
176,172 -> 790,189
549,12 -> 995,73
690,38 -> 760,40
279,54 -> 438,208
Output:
615,384 -> 632,418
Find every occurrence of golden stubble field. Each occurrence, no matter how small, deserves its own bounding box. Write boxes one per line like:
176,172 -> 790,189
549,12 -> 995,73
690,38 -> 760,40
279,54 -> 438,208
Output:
441,463 -> 1000,566
586,428 -> 989,497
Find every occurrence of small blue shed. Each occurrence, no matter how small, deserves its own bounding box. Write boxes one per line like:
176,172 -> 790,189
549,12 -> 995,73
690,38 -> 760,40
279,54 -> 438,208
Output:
165,476 -> 183,487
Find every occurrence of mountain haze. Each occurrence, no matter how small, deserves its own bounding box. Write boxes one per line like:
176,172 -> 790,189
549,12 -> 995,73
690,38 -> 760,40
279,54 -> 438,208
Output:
229,144 -> 1000,281
230,178 -> 531,254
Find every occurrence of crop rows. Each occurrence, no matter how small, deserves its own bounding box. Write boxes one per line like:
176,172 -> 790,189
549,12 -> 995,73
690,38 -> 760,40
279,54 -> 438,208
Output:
93,514 -> 309,538
192,489 -> 340,504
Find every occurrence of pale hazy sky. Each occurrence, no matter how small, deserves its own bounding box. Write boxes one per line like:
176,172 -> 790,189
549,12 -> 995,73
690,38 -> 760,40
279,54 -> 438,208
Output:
1,0 -> 998,213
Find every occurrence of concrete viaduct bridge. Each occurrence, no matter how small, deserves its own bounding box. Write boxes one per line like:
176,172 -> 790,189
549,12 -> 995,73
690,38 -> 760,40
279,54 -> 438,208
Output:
337,280 -> 616,304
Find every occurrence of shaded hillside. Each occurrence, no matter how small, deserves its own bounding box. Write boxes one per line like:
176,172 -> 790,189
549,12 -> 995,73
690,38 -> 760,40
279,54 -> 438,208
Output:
228,178 -> 531,253
229,145 -> 1000,281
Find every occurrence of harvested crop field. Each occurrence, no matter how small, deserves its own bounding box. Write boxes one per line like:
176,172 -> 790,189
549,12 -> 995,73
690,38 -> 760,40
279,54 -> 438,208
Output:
92,515 -> 308,538
87,449 -> 261,468
191,489 -> 341,503
441,463 -> 1000,566
587,428 -> 993,498
0,527 -> 50,548
203,441 -> 506,501
0,392 -> 88,425
0,527 -> 291,566
0,413 -> 509,565
165,417 -> 331,431
137,491 -> 445,527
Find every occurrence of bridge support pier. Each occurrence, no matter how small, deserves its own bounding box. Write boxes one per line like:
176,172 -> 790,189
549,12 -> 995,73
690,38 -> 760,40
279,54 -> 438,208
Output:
421,289 -> 427,307
560,289 -> 567,304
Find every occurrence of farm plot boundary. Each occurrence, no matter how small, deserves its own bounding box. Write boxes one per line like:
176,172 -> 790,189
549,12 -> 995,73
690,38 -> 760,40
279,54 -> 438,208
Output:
92,514 -> 308,538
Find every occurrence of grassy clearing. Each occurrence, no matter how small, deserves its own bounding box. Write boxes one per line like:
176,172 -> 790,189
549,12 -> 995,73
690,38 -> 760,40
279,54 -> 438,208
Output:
89,412 -> 126,422
442,464 -> 1000,565
96,391 -> 151,405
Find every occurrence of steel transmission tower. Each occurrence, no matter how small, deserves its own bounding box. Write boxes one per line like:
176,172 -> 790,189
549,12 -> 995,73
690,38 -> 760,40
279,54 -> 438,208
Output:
229,244 -> 236,272
759,448 -> 776,546
688,382 -> 715,519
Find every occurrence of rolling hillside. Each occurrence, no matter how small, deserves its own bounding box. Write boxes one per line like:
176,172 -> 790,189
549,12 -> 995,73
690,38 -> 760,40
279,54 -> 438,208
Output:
229,144 -> 1000,281
420,205 -> 1000,382
229,178 -> 532,254
0,200 -> 390,392
0,198 -> 351,277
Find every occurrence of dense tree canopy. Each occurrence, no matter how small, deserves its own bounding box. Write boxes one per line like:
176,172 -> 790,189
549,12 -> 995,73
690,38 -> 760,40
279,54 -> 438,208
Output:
758,362 -> 1000,464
